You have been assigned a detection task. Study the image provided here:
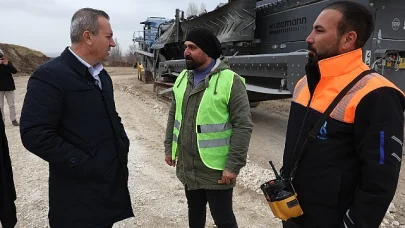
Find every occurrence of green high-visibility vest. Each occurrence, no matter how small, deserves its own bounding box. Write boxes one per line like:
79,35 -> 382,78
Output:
172,69 -> 245,170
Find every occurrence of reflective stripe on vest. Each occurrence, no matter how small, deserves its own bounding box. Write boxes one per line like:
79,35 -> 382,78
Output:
173,119 -> 181,143
198,122 -> 232,133
293,71 -> 403,123
199,137 -> 230,148
171,71 -> 188,159
172,69 -> 245,170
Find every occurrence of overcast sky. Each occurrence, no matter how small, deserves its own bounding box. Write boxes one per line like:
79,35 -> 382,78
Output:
0,0 -> 224,56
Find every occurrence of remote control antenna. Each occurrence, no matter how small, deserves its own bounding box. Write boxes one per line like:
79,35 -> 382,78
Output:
269,161 -> 281,180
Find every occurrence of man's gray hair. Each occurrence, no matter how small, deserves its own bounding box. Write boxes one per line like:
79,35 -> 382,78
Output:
70,8 -> 110,43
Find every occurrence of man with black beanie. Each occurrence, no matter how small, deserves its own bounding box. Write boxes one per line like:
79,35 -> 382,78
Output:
164,27 -> 253,228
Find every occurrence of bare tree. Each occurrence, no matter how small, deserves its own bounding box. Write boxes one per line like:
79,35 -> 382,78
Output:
200,3 -> 206,14
125,44 -> 138,64
186,2 -> 199,17
108,38 -> 122,63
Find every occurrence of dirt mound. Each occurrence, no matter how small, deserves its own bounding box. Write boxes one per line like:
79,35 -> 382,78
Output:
0,43 -> 50,74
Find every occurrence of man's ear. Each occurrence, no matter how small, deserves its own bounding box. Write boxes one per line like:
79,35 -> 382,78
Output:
83,31 -> 93,45
341,31 -> 357,51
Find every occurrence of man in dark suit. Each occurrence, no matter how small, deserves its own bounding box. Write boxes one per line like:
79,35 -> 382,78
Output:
0,111 -> 17,228
20,8 -> 133,228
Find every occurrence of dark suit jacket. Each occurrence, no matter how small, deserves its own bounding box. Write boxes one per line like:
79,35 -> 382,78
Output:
20,47 -> 133,228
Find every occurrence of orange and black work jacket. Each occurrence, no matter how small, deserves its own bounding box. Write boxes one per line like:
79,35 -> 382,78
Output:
282,49 -> 405,228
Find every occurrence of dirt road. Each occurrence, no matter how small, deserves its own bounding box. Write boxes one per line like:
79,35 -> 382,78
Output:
3,67 -> 404,228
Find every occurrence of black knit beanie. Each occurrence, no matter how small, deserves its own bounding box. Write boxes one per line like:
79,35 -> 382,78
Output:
185,28 -> 222,59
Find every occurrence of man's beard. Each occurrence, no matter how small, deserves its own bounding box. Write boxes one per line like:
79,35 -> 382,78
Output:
306,45 -> 321,94
185,59 -> 195,70
307,44 -> 339,65
185,57 -> 204,70
305,43 -> 339,93
307,45 -> 320,65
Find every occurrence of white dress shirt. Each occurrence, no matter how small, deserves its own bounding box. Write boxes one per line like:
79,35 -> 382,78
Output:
68,47 -> 103,89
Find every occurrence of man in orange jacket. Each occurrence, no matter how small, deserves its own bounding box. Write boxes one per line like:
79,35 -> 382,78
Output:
282,1 -> 405,228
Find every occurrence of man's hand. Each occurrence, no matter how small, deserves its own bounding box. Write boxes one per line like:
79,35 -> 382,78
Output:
165,154 -> 176,167
218,170 -> 237,184
1,57 -> 8,65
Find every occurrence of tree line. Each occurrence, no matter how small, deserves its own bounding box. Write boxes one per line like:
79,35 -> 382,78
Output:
107,38 -> 138,67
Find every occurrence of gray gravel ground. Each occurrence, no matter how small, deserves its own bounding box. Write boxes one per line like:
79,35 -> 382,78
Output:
2,71 -> 404,228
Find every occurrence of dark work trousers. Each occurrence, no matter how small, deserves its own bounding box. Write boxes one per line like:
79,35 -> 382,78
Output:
0,201 -> 17,228
99,224 -> 114,228
51,223 -> 113,228
185,187 -> 238,228
282,220 -> 302,228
